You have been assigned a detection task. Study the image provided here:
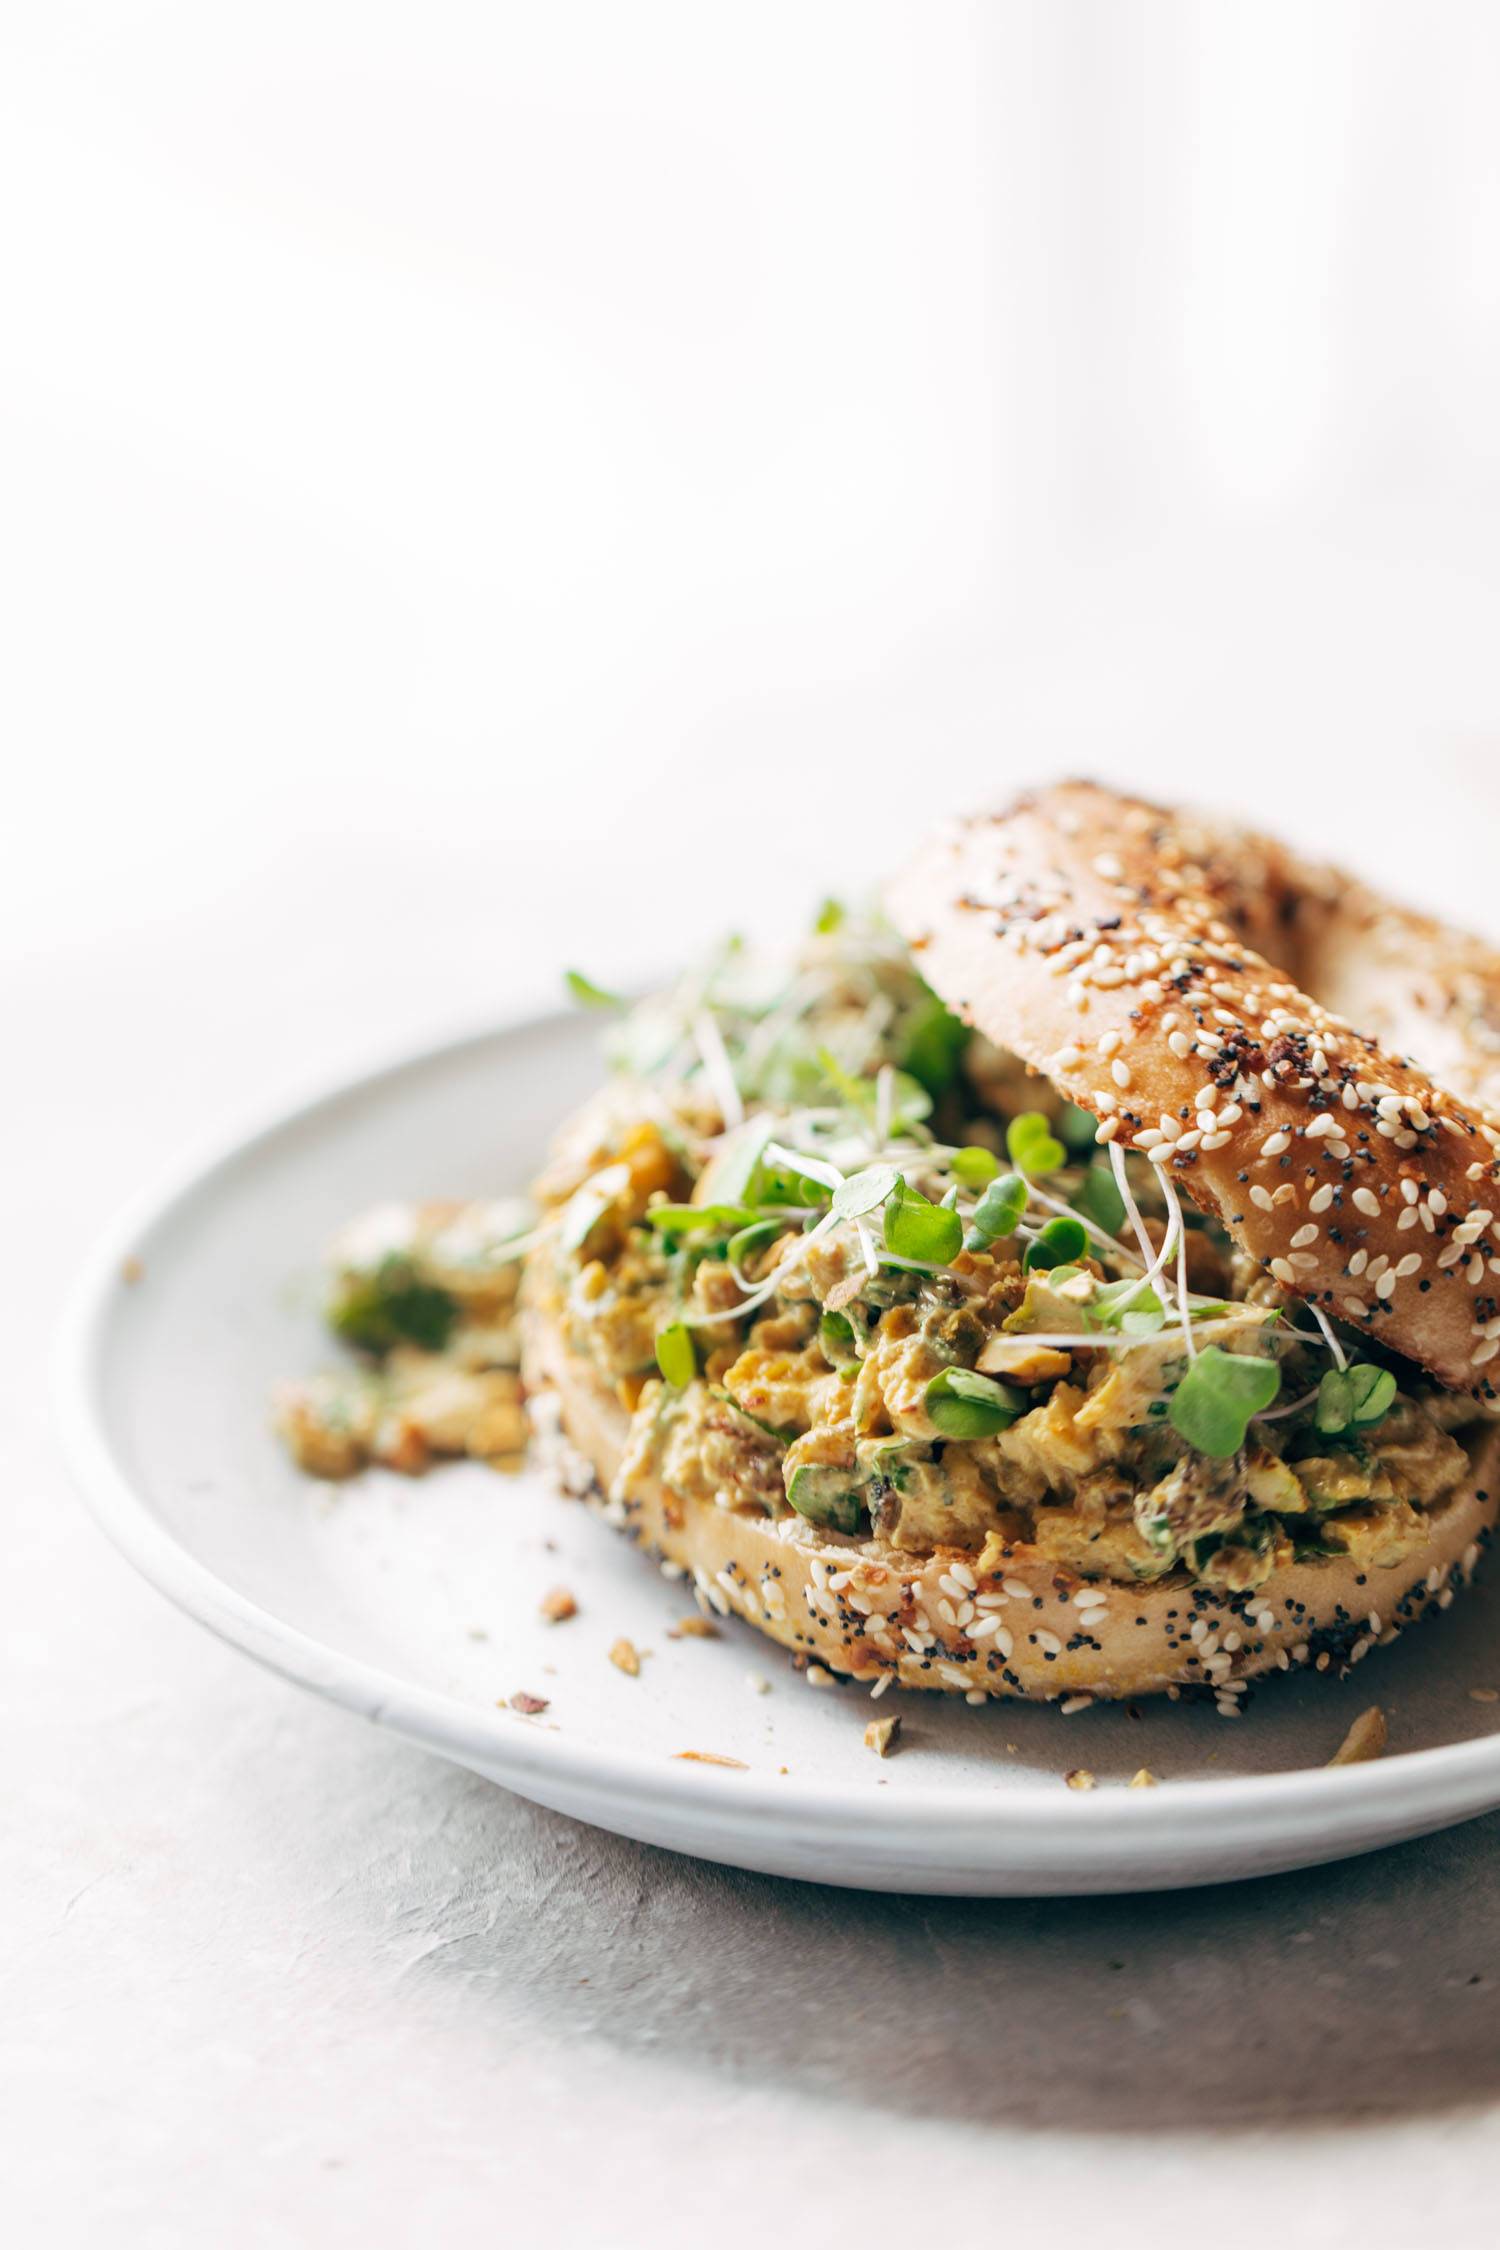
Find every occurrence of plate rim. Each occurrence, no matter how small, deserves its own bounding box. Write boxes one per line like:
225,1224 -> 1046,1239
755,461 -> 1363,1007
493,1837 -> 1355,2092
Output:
52,1004 -> 1500,1876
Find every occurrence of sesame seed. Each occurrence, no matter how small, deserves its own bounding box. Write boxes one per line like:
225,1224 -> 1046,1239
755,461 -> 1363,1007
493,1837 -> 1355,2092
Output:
1262,1131 -> 1291,1158
1111,1059 -> 1131,1089
1352,1187 -> 1381,1217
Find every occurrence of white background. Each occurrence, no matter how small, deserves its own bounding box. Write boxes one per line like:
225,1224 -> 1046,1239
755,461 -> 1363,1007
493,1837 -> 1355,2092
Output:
10,4 -> 1500,2243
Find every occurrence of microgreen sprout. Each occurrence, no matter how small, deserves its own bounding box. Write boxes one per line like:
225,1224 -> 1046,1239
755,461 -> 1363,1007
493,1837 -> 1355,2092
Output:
951,1145 -> 1000,1188
830,1164 -> 903,1221
1023,1215 -> 1088,1273
1006,1111 -> 1066,1176
884,1181 -> 964,1266
1315,1363 -> 1397,1438
646,1203 -> 755,1235
966,1172 -> 1028,1246
1168,1347 -> 1282,1458
565,969 -> 624,1011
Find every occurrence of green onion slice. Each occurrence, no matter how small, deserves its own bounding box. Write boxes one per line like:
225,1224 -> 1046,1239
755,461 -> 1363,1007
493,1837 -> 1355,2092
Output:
654,1322 -> 697,1389
925,1366 -> 1027,1439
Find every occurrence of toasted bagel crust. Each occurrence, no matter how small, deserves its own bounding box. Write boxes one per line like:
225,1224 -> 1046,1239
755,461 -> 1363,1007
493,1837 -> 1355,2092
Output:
523,1299 -> 1499,1702
888,781 -> 1500,1394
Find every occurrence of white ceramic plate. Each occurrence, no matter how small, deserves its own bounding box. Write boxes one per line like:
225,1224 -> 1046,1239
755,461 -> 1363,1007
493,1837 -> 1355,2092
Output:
55,1009 -> 1500,1894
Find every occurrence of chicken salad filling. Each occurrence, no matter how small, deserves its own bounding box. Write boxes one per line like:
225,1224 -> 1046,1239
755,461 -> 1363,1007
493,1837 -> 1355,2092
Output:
278,909 -> 1485,1594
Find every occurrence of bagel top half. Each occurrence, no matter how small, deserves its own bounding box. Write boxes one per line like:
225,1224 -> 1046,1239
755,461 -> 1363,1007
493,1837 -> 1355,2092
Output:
888,780 -> 1500,1399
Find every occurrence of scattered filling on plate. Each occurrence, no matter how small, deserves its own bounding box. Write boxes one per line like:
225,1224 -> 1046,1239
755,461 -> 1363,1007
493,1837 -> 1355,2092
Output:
274,1198 -> 530,1476
279,908 -> 1486,1596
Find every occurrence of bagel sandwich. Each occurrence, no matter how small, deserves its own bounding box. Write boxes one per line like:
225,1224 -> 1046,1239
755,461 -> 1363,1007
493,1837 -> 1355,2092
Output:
519,817 -> 1500,1707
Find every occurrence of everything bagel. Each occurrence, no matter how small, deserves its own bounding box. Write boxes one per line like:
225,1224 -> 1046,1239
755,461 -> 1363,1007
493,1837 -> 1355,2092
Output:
889,782 -> 1500,1398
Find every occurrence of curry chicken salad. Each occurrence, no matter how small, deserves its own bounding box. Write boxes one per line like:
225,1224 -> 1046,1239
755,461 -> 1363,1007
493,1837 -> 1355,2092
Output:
276,884 -> 1495,1707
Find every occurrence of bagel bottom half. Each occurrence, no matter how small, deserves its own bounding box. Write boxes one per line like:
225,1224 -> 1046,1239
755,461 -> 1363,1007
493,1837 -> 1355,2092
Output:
522,1301 -> 1500,1704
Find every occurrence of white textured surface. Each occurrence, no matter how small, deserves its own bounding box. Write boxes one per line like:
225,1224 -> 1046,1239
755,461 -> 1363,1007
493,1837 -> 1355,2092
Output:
12,2 -> 1500,2237
15,852 -> 1500,2247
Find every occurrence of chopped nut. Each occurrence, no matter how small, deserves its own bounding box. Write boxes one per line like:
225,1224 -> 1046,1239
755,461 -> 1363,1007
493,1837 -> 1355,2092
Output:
976,1338 -> 1072,1383
673,1750 -> 747,1769
539,1587 -> 577,1624
1128,1767 -> 1158,1788
665,1617 -> 720,1640
121,1256 -> 144,1286
1327,1705 -> 1387,1766
864,1715 -> 902,1758
609,1637 -> 642,1677
1064,1767 -> 1097,1791
506,1692 -> 550,1716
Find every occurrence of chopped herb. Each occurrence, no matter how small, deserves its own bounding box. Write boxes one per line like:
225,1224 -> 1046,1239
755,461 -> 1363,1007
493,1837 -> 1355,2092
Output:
655,1322 -> 697,1388
813,897 -> 846,934
1168,1346 -> 1281,1458
884,1181 -> 963,1265
785,1463 -> 863,1534
925,1366 -> 1026,1438
818,1309 -> 859,1367
329,1258 -> 458,1354
1006,1111 -> 1066,1177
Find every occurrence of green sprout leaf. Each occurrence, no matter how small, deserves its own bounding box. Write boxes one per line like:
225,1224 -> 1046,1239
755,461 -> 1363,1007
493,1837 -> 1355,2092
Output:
1086,1277 -> 1165,1333
815,1046 -> 933,1129
1169,1346 -> 1281,1459
831,1164 -> 902,1221
645,1203 -> 755,1235
901,991 -> 970,1100
950,1144 -> 1000,1189
654,1322 -> 697,1389
925,1366 -> 1027,1439
1315,1363 -> 1398,1438
884,1181 -> 964,1265
1056,1101 -> 1100,1155
1073,1161 -> 1126,1237
967,1172 -> 1028,1246
813,897 -> 846,934
564,968 -> 624,1011
1023,1215 -> 1088,1273
819,1309 -> 859,1367
1006,1111 -> 1066,1177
